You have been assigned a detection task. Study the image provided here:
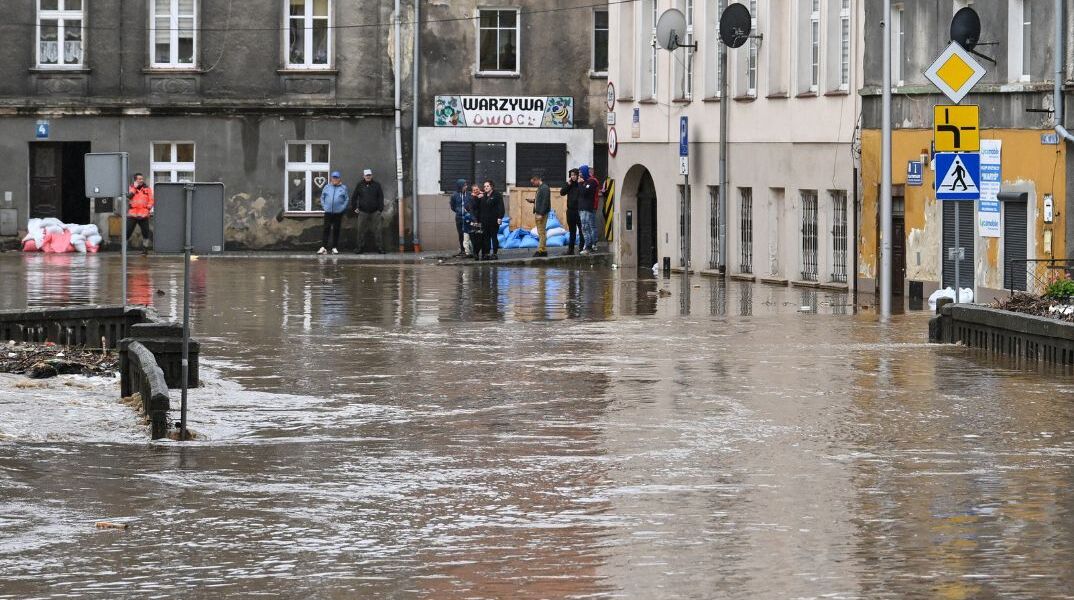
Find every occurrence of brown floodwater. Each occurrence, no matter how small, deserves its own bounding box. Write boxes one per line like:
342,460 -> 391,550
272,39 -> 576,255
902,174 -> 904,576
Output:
1,253 -> 1073,599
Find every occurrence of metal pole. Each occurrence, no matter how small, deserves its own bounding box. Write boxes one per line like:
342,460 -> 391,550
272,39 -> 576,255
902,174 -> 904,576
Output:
953,202 -> 960,304
180,183 -> 192,440
120,153 -> 128,306
411,0 -> 421,252
394,0 -> 406,253
684,173 -> 690,269
719,39 -> 729,278
880,0 -> 893,318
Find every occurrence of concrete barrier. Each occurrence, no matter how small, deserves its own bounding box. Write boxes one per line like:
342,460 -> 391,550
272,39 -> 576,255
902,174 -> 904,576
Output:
0,305 -> 151,349
929,303 -> 1074,365
121,341 -> 171,439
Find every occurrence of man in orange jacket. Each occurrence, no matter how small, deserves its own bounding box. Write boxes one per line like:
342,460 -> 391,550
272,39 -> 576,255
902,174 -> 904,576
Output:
127,173 -> 154,252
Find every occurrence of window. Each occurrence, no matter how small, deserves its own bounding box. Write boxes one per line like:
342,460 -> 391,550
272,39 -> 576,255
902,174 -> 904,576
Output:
709,185 -> 721,269
891,4 -> 903,85
674,0 -> 695,99
679,184 -> 691,267
830,190 -> 848,283
706,0 -> 727,98
747,0 -> 758,95
285,142 -> 330,212
515,143 -> 567,187
810,0 -> 820,92
151,0 -> 196,67
593,9 -> 609,74
439,142 -> 507,192
1021,1 -> 1031,80
801,190 -> 819,281
150,143 -> 195,187
287,0 -> 331,68
639,0 -> 658,99
839,0 -> 850,90
37,0 -> 83,68
739,187 -> 753,274
478,9 -> 519,73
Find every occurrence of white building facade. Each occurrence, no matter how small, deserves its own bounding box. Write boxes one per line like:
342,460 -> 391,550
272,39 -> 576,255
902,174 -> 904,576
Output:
608,0 -> 862,290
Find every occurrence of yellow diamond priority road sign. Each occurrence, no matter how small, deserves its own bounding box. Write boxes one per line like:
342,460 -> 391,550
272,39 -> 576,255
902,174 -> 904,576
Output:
924,42 -> 986,104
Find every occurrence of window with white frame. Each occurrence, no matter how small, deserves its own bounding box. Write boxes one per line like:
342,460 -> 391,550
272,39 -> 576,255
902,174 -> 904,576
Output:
150,142 -> 195,187
809,0 -> 820,92
1021,1 -> 1031,80
839,0 -> 850,90
706,0 -> 726,98
746,0 -> 758,95
285,142 -> 330,213
593,9 -> 609,74
891,4 -> 903,85
685,0 -> 695,99
287,0 -> 331,68
649,0 -> 659,97
151,0 -> 196,67
478,9 -> 519,73
37,0 -> 84,68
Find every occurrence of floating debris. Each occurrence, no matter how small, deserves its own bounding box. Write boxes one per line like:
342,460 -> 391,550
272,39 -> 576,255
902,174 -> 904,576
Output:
0,342 -> 119,378
992,293 -> 1074,323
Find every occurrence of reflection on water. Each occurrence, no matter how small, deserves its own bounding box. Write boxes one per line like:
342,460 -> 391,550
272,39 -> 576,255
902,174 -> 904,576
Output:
1,254 -> 1073,599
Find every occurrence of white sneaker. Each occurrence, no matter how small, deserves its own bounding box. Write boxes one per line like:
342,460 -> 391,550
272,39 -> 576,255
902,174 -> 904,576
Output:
331,248 -> 339,254
317,247 -> 327,255
580,249 -> 590,255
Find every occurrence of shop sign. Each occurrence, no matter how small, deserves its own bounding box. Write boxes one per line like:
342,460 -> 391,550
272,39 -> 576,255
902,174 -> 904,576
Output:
978,139 -> 1001,237
433,95 -> 573,128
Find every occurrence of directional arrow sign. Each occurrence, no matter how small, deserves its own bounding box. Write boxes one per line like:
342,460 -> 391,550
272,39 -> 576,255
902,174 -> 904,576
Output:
934,104 -> 979,152
935,152 -> 980,201
924,42 -> 986,104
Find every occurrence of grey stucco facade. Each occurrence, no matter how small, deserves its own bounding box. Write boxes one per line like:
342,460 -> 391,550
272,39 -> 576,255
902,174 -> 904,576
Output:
0,0 -> 400,250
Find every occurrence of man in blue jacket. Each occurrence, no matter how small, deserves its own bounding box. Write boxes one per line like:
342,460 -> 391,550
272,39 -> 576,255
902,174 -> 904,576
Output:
318,171 -> 349,255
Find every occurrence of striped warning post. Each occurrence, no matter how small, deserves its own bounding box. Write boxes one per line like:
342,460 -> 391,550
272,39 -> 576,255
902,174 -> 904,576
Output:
602,179 -> 615,242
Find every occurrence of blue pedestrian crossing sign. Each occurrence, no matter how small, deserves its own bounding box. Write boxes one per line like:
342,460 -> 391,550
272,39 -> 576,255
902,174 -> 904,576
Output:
934,152 -> 980,200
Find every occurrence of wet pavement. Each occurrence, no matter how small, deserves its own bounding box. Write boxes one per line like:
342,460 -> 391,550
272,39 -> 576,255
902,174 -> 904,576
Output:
1,252 -> 1073,599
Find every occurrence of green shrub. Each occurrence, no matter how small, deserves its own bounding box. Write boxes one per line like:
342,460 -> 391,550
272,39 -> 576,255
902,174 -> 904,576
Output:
1044,278 -> 1074,300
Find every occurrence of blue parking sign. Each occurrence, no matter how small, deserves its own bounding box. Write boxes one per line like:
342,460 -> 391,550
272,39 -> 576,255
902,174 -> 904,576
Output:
679,116 -> 688,157
934,152 -> 980,201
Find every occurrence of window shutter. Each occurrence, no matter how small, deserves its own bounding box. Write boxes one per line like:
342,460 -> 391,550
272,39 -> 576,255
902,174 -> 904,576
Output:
439,142 -> 473,193
515,143 -> 567,187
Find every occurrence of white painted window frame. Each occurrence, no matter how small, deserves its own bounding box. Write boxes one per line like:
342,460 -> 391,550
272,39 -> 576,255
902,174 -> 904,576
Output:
150,142 -> 196,187
747,0 -> 758,96
592,8 -> 609,76
476,7 -> 521,75
150,0 -> 197,68
285,141 -> 331,214
36,0 -> 84,69
809,0 -> 820,92
839,0 -> 850,91
891,3 -> 903,86
285,0 -> 333,69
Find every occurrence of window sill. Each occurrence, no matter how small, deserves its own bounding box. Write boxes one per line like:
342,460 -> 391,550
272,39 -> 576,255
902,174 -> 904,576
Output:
475,71 -> 521,79
733,94 -> 757,102
796,90 -> 818,98
766,92 -> 789,99
277,68 -> 338,74
617,95 -> 635,103
701,96 -> 722,102
144,67 -> 203,74
672,97 -> 693,104
283,211 -> 326,217
590,71 -> 609,79
29,67 -> 91,73
638,98 -> 658,104
824,89 -> 850,97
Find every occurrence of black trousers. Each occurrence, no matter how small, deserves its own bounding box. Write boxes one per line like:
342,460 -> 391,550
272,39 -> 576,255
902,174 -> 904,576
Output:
566,210 -> 584,251
126,217 -> 152,243
477,225 -> 497,257
322,213 -> 343,249
455,219 -> 465,252
490,223 -> 500,253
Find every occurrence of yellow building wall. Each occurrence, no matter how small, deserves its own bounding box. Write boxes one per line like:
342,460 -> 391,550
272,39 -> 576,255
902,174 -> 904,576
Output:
859,129 -> 1066,293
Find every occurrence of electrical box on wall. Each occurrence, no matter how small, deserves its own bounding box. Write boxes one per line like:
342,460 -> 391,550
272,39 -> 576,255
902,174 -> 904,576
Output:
1044,194 -> 1054,223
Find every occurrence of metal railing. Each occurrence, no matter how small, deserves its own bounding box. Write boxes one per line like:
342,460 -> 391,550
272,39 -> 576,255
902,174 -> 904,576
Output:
1006,258 -> 1074,295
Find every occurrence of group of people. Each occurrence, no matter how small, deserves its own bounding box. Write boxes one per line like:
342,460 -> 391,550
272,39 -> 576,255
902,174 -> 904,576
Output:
317,168 -> 386,254
449,164 -> 603,260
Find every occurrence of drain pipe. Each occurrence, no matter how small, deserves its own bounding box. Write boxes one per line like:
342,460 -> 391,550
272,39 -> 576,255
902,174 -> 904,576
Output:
1056,0 -> 1074,141
411,0 -> 421,252
394,0 -> 406,252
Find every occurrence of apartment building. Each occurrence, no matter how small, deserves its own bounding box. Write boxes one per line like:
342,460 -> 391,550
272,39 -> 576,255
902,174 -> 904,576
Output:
608,0 -> 861,291
858,0 -> 1070,302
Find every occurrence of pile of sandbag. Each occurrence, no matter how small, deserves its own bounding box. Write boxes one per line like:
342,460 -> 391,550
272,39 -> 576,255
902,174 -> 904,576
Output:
497,211 -> 571,250
22,218 -> 104,253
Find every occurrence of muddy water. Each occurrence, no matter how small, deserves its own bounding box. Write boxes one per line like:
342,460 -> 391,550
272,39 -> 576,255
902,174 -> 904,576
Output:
1,253 -> 1073,599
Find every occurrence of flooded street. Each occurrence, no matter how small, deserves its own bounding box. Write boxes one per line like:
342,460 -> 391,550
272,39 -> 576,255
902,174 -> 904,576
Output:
2,253 -> 1074,599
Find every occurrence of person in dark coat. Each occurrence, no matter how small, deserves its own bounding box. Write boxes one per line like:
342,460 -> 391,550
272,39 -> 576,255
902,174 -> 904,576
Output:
474,180 -> 505,260
449,178 -> 469,257
559,168 -> 585,254
351,168 -> 385,253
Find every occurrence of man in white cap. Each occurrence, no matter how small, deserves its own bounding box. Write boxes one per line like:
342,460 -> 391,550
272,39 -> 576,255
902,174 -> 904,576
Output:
351,168 -> 385,253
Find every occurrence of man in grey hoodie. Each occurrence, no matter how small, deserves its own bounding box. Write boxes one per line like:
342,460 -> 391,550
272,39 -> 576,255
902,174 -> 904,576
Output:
527,173 -> 551,257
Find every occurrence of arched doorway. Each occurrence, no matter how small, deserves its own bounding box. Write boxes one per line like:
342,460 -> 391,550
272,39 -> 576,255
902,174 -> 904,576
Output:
636,171 -> 658,270
615,164 -> 658,270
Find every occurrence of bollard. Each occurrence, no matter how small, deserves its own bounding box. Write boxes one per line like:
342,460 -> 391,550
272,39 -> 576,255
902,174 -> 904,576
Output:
935,297 -> 953,314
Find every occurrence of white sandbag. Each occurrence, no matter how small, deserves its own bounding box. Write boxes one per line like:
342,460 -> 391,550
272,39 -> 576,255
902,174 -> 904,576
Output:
41,217 -> 62,228
88,234 -> 103,246
72,239 -> 87,253
547,227 -> 567,237
22,232 -> 33,242
928,287 -> 974,310
27,218 -> 43,232
45,224 -> 63,234
530,227 -> 539,237
82,224 -> 99,237
70,233 -> 85,243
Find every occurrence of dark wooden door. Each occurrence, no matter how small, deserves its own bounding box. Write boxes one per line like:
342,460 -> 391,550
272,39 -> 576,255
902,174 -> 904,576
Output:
637,171 -> 658,269
30,143 -> 62,219
892,215 -> 906,296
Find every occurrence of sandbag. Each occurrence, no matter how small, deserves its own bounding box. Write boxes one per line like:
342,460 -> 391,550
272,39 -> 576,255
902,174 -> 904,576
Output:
72,239 -> 87,253
86,242 -> 99,254
40,217 -> 62,228
22,239 -> 38,252
87,234 -> 103,246
519,236 -> 539,249
82,224 -> 100,237
547,212 -> 562,230
45,224 -> 63,235
27,218 -> 43,232
43,230 -> 73,253
547,234 -> 567,247
547,227 -> 567,238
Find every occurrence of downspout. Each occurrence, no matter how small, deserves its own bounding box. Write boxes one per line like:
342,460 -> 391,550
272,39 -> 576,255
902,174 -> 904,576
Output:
394,0 -> 406,252
411,0 -> 421,252
1056,0 -> 1074,141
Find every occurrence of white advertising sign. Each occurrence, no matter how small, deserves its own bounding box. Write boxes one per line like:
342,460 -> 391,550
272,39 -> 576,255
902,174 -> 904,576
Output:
978,139 -> 1001,238
433,95 -> 573,128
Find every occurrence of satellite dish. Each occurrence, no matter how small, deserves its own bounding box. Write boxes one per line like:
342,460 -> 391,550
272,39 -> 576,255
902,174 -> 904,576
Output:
951,7 -> 981,50
719,3 -> 752,49
656,9 -> 689,51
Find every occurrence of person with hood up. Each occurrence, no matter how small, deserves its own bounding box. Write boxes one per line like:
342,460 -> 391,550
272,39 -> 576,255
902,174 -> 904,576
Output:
318,171 -> 349,254
559,168 -> 585,254
450,178 -> 469,257
127,173 -> 155,253
578,164 -> 601,254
